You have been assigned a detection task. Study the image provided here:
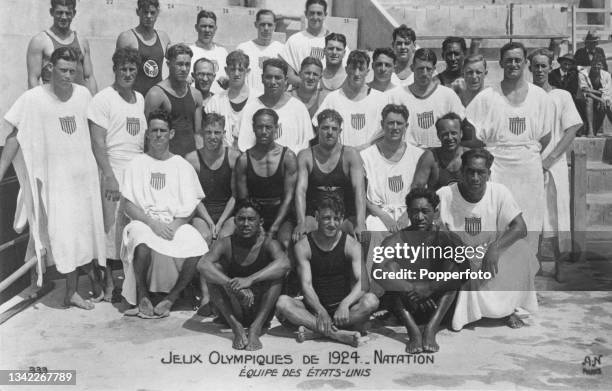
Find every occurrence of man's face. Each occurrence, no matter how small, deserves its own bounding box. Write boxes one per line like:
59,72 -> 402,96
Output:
299,64 -> 322,92
262,65 -> 287,96
316,208 -> 343,238
559,59 -> 573,73
592,60 -> 604,73
226,62 -> 248,89
114,61 -> 138,89
407,197 -> 435,231
460,157 -> 490,196
195,17 -> 217,44
50,5 -> 75,30
253,114 -> 277,145
392,36 -> 414,62
235,207 -> 261,238
586,40 -> 598,51
255,13 -> 275,42
436,119 -> 462,151
193,61 -> 216,93
325,40 -> 346,66
51,58 -> 77,88
317,118 -> 341,147
169,54 -> 192,83
202,122 -> 224,151
444,42 -> 465,73
137,5 -> 159,29
346,61 -> 368,88
411,58 -> 435,88
305,4 -> 326,32
146,119 -> 173,150
500,48 -> 525,81
372,54 -> 395,82
381,112 -> 407,142
529,54 -> 551,86
463,61 -> 487,92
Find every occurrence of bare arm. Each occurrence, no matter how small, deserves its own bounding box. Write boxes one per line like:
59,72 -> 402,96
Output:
483,213 -> 527,276
235,153 -> 248,199
295,239 -> 327,315
366,199 -> 398,232
89,120 -> 119,201
144,86 -> 169,118
0,127 -> 19,181
115,30 -> 138,50
245,239 -> 291,284
80,38 -> 98,94
192,88 -> 204,149
339,236 -> 365,308
124,197 -> 177,240
215,150 -> 240,228
26,35 -> 45,89
293,150 -> 311,241
542,123 -> 581,171
539,132 -> 551,155
411,149 -> 436,188
269,149 -> 298,234
199,239 -> 232,286
347,148 -> 367,235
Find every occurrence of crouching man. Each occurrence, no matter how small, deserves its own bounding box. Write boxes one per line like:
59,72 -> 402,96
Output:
120,109 -> 208,318
198,198 -> 290,351
276,195 -> 379,347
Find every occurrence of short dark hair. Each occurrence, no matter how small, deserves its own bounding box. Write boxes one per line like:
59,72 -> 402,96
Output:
461,148 -> 494,169
325,33 -> 347,48
51,0 -> 76,9
50,47 -> 79,65
316,193 -> 344,216
234,198 -> 264,218
255,9 -> 275,22
166,43 -> 193,61
392,24 -> 416,43
528,48 -> 553,66
226,50 -> 250,69
196,10 -> 217,24
413,48 -> 437,66
500,41 -> 527,61
347,50 -> 370,68
147,108 -> 172,129
262,58 -> 288,76
317,109 -> 343,127
202,112 -> 226,130
252,108 -> 279,127
435,112 -> 463,133
300,56 -> 323,71
137,0 -> 159,10
382,104 -> 409,122
405,188 -> 440,209
442,36 -> 467,54
193,57 -> 217,72
305,0 -> 327,13
112,47 -> 142,70
372,47 -> 396,64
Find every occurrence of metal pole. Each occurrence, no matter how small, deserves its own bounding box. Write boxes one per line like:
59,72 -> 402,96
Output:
572,5 -> 577,53
0,257 -> 37,294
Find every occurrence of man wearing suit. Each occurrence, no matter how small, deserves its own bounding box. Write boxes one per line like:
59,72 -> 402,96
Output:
549,53 -> 585,134
575,31 -> 608,71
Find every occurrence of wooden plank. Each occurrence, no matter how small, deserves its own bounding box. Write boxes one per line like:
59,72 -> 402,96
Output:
571,142 -> 588,262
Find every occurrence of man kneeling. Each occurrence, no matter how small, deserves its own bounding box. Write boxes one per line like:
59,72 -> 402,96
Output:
120,109 -> 208,318
198,199 -> 290,351
373,188 -> 467,353
276,195 -> 379,347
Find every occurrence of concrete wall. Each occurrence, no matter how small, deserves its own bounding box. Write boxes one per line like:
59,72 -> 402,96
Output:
333,0 -> 399,50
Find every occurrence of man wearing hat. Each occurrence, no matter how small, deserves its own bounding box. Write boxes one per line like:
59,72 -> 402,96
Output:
575,31 -> 608,71
549,53 -> 580,94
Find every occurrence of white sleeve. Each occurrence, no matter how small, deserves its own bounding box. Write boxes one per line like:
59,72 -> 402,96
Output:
448,90 -> 466,118
279,35 -> 300,74
237,103 -> 256,152
495,184 -> 522,227
296,102 -> 315,152
560,92 -> 583,132
87,92 -> 110,129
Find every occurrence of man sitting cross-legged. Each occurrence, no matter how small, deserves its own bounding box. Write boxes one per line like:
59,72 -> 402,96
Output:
120,109 -> 208,318
276,195 -> 379,347
198,198 -> 290,351
373,188 -> 467,353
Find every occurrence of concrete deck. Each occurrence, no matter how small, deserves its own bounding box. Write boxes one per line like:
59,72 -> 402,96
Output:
1,266 -> 611,391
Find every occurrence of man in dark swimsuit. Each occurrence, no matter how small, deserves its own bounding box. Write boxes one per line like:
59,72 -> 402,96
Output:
276,195 -> 379,347
373,188 -> 468,353
145,43 -> 204,156
236,108 -> 298,250
198,198 -> 290,351
436,36 -> 467,87
293,109 -> 366,242
116,0 -> 171,96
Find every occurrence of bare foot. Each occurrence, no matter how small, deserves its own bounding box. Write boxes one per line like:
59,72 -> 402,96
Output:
197,302 -> 214,317
406,332 -> 423,354
505,313 -> 525,329
422,326 -> 439,353
138,297 -> 155,317
235,288 -> 255,309
64,293 -> 94,310
232,328 -> 249,350
297,326 -> 319,342
245,331 -> 263,351
103,284 -> 114,302
333,330 -> 361,348
91,291 -> 105,303
154,299 -> 173,317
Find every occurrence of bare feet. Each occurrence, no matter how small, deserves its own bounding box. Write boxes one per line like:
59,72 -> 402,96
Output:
138,297 -> 155,317
154,299 -> 173,317
334,330 -> 361,348
91,291 -> 105,303
64,292 -> 95,310
232,328 -> 249,350
197,302 -> 214,317
103,284 -> 114,302
296,326 -> 318,342
245,331 -> 263,351
422,326 -> 439,353
406,332 -> 423,354
505,313 -> 525,329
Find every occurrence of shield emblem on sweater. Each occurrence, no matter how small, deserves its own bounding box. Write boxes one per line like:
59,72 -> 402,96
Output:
464,217 -> 482,236
388,175 -> 404,193
150,172 -> 166,190
310,47 -> 325,59
417,111 -> 434,129
508,117 -> 526,135
351,113 -> 366,130
126,117 -> 141,136
274,123 -> 283,140
59,116 -> 76,135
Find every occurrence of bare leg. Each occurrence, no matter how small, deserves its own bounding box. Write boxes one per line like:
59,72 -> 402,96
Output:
133,244 -> 154,316
82,261 -> 103,302
209,283 -> 248,349
344,292 -> 379,334
586,97 -> 595,137
277,220 -> 295,251
64,270 -> 94,310
245,280 -> 283,351
422,290 -> 456,353
154,257 -> 199,317
193,217 -> 214,246
103,264 -> 115,302
390,293 -> 422,353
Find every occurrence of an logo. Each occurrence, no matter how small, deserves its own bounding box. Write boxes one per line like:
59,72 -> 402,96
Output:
388,175 -> 404,193
59,116 -> 77,135
150,172 -> 166,190
417,111 -> 435,129
351,113 -> 366,130
508,117 -> 526,135
126,117 -> 141,136
464,217 -> 482,236
310,47 -> 325,59
275,123 -> 283,140
582,355 -> 602,375
143,59 -> 159,78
